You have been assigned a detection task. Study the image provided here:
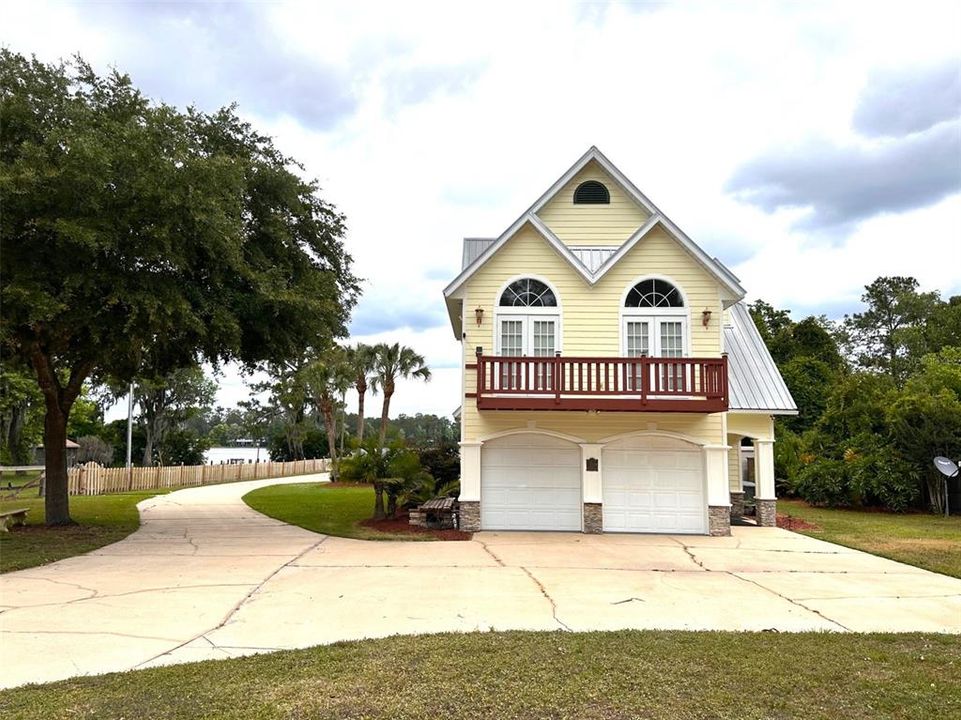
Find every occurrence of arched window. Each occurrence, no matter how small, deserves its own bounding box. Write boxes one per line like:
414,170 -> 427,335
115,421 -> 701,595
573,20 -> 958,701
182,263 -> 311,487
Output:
573,180 -> 610,204
624,278 -> 684,308
499,278 -> 557,307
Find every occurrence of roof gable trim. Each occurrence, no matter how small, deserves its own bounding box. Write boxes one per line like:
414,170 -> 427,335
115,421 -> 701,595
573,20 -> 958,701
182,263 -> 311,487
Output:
445,147 -> 747,300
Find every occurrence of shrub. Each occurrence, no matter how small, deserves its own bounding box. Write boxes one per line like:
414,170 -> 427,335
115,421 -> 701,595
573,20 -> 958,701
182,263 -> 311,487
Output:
848,451 -> 921,512
790,458 -> 850,507
414,441 -> 459,485
76,436 -> 114,465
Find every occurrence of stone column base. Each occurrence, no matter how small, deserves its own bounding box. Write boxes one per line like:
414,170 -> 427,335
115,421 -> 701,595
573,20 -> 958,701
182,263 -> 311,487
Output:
583,503 -> 603,533
756,498 -> 777,527
458,501 -> 480,532
708,506 -> 732,536
730,491 -> 745,518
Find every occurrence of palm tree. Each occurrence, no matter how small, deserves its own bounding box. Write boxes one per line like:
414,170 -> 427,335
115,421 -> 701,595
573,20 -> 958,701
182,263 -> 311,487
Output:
346,343 -> 376,442
370,343 -> 431,445
303,346 -> 352,480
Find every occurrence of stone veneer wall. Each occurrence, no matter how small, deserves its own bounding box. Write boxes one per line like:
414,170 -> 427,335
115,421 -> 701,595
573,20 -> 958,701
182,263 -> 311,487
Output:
729,491 -> 745,518
583,503 -> 603,533
756,499 -> 777,527
708,506 -> 731,536
458,501 -> 480,532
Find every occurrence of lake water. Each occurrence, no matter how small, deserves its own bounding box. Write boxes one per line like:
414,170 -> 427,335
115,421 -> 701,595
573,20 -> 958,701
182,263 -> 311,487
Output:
204,446 -> 270,464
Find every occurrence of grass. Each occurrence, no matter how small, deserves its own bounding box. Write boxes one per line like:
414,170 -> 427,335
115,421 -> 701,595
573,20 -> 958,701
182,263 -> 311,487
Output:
0,630 -> 958,719
0,469 -> 43,492
779,498 -> 961,578
244,482 -> 434,541
0,489 -> 169,573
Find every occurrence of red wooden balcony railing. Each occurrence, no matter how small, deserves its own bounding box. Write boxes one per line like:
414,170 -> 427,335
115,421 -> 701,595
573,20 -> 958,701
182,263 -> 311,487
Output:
469,355 -> 728,412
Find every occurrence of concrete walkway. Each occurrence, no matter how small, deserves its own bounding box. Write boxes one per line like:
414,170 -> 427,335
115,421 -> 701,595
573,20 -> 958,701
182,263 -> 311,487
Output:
2,476 -> 960,689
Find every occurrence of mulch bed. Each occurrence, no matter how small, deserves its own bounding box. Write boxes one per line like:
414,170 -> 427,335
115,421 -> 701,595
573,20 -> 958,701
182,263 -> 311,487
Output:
776,513 -> 820,531
360,511 -> 473,541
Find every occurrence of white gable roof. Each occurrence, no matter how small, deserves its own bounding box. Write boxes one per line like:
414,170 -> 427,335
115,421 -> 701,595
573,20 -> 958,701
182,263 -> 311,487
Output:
444,147 -> 747,301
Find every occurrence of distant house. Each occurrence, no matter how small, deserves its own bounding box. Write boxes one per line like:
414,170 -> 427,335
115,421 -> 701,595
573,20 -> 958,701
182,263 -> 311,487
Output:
34,439 -> 80,468
443,147 -> 797,537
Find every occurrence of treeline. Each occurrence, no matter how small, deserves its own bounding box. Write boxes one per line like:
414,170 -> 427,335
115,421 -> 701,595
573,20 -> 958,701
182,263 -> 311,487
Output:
0,352 -> 455,469
757,276 -> 961,513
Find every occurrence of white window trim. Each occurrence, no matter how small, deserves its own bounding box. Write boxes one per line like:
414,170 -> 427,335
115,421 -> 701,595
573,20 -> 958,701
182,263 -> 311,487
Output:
620,316 -> 690,357
491,275 -> 563,356
495,314 -> 562,356
619,275 -> 691,357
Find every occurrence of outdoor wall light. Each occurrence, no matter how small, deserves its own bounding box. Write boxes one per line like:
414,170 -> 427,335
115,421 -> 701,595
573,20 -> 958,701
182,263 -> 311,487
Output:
475,307 -> 484,326
702,308 -> 713,328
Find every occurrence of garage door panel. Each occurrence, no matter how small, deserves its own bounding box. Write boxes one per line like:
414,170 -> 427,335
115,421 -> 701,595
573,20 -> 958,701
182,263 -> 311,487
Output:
603,436 -> 706,534
481,434 -> 582,531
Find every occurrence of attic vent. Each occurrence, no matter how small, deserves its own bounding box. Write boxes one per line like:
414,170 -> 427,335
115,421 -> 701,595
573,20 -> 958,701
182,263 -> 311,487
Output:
573,180 -> 610,204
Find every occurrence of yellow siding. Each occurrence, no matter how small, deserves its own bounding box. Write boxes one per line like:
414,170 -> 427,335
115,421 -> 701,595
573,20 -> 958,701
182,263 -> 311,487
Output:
536,161 -> 649,247
460,221 -> 728,443
727,434 -> 742,491
727,413 -> 774,440
466,410 -> 724,446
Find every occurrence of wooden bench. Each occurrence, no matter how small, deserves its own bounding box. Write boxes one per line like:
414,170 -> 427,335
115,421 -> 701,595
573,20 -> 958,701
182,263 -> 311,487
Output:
0,508 -> 29,532
409,497 -> 457,530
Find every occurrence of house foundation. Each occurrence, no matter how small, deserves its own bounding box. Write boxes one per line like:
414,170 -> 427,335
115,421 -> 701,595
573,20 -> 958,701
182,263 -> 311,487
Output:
756,498 -> 777,527
730,491 -> 745,518
583,503 -> 603,533
708,506 -> 732,536
458,501 -> 480,532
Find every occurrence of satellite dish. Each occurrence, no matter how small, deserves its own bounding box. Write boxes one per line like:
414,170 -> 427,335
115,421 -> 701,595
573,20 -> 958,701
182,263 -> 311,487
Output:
933,456 -> 959,478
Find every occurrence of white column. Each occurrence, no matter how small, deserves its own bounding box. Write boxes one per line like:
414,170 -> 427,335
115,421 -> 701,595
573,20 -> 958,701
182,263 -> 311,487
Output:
459,441 -> 482,502
580,444 -> 604,503
754,439 -> 776,500
703,444 -> 731,507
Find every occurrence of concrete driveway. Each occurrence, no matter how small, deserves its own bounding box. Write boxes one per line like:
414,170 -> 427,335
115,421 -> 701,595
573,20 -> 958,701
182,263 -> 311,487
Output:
2,476 -> 960,689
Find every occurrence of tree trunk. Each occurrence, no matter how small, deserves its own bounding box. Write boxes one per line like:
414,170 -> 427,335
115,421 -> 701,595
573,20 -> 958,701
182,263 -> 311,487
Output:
42,401 -> 73,525
378,388 -> 393,446
142,432 -> 154,467
5,402 -> 27,463
320,397 -> 338,481
387,492 -> 397,518
357,380 -> 366,442
373,480 -> 386,520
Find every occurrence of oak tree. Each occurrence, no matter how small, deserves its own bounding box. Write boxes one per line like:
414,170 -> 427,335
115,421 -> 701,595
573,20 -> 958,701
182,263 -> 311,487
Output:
1,52 -> 358,524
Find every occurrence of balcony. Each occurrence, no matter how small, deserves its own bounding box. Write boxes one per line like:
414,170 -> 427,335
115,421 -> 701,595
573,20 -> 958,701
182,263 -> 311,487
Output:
469,355 -> 728,413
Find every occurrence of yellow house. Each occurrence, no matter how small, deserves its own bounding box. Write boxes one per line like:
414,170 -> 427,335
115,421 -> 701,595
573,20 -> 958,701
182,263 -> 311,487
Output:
443,147 -> 796,536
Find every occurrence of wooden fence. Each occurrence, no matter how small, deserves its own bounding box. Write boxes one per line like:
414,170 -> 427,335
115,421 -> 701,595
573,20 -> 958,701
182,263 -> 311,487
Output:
66,458 -> 330,496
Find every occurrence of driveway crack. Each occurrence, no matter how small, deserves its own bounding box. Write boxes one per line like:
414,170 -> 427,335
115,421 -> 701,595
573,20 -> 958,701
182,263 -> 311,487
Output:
731,572 -> 852,631
474,539 -> 505,566
520,566 -> 571,632
671,538 -> 708,570
134,536 -> 329,668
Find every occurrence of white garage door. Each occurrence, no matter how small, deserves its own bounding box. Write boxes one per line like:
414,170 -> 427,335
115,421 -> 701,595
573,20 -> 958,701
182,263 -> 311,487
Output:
603,436 -> 706,534
481,433 -> 582,531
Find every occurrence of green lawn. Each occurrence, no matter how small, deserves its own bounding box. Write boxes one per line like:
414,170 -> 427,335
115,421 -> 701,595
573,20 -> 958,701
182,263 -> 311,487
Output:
1,631 -> 958,719
0,489 -> 169,573
779,499 -> 961,578
244,482 -> 433,541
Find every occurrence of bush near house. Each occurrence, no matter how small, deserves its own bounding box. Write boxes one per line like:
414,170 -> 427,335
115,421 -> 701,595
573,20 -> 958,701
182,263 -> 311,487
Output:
752,280 -> 961,514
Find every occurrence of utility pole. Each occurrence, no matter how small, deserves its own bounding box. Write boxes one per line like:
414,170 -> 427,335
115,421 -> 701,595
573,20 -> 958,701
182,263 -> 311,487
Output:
126,383 -> 134,483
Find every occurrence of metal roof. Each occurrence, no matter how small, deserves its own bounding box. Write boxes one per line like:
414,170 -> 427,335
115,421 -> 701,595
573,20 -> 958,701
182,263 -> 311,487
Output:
724,303 -> 797,414
462,238 -> 496,269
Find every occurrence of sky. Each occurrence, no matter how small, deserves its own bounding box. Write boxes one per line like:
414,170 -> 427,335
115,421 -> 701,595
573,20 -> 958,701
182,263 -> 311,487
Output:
5,0 -> 960,420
